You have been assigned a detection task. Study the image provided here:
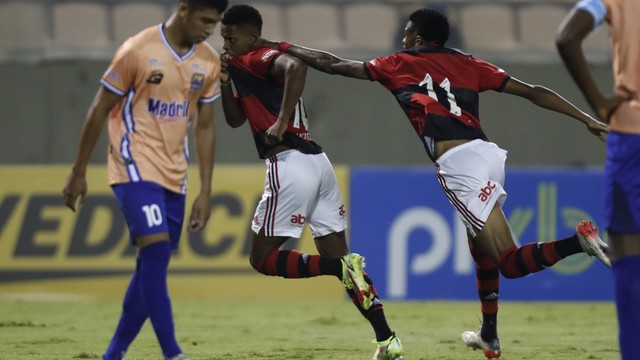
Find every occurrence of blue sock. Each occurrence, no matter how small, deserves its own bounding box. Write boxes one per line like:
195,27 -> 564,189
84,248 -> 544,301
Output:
138,241 -> 182,358
614,256 -> 640,360
103,261 -> 148,360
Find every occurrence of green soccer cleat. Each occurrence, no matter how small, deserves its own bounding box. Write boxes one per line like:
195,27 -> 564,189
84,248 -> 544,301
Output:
371,333 -> 405,360
341,253 -> 374,310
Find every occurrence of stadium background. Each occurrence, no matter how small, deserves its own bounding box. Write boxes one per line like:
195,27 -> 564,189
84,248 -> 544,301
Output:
0,0 -> 614,302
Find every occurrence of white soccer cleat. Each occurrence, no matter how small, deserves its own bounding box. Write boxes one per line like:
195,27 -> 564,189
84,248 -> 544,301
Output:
462,330 -> 501,359
371,333 -> 404,360
576,220 -> 611,268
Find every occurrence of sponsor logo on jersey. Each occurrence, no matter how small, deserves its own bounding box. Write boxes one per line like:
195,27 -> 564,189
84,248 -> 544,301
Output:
477,181 -> 496,202
261,49 -> 278,62
190,73 -> 205,91
149,58 -> 166,67
146,70 -> 164,84
290,214 -> 306,225
148,98 -> 190,120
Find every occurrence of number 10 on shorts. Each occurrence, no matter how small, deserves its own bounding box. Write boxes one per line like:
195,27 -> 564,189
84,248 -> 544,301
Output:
142,204 -> 163,227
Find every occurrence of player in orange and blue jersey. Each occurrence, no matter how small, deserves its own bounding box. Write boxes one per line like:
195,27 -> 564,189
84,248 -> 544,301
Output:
256,7 -> 610,359
219,5 -> 404,360
62,1 -> 228,359
557,1 -> 640,358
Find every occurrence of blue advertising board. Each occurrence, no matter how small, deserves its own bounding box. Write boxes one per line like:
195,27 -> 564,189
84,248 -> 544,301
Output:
349,167 -> 614,300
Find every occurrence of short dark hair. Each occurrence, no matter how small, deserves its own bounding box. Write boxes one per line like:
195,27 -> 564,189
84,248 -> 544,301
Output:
181,0 -> 228,14
221,4 -> 263,33
409,8 -> 450,46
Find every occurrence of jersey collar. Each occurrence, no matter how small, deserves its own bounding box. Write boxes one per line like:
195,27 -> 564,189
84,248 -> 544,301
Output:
158,24 -> 195,62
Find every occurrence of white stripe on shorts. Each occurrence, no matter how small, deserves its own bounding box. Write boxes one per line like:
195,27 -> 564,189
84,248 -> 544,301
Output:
264,155 -> 280,236
436,166 -> 485,229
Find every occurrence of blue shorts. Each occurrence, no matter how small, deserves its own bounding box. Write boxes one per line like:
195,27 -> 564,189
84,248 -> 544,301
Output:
604,131 -> 640,233
112,181 -> 186,249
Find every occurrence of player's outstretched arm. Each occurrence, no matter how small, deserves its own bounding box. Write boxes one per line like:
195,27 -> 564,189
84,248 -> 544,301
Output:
502,77 -> 608,141
63,86 -> 121,211
254,38 -> 368,80
189,101 -> 216,234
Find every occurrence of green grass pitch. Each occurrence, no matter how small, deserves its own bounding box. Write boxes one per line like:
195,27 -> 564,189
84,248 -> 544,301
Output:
0,299 -> 618,360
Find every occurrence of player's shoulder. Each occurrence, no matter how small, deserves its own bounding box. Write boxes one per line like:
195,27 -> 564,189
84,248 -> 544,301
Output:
256,47 -> 280,61
242,46 -> 280,64
196,41 -> 220,58
226,47 -> 280,71
125,25 -> 160,48
116,25 -> 160,57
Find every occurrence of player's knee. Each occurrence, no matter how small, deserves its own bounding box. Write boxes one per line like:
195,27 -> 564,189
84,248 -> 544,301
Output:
250,255 -> 269,275
497,246 -> 521,279
498,266 -> 520,279
249,256 -> 260,272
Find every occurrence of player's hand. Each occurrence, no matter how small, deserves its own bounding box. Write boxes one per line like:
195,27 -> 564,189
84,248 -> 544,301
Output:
595,95 -> 630,122
220,52 -> 231,85
62,171 -> 87,212
586,118 -> 608,142
265,120 -> 288,145
188,192 -> 211,234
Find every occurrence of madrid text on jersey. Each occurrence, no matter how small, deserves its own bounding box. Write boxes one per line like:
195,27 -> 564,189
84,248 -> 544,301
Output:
148,98 -> 191,122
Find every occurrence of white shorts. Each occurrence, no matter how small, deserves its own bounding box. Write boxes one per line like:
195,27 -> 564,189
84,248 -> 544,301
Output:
435,139 -> 508,235
251,149 -> 347,238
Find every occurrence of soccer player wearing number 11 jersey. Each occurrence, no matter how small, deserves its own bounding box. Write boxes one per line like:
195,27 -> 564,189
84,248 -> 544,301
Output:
256,7 -> 611,359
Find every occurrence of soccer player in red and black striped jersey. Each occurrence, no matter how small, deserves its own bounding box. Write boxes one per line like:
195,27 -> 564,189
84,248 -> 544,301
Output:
257,7 -> 610,359
218,5 -> 404,359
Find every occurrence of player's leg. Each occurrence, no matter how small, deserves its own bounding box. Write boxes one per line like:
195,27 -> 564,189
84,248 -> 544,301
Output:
250,150 -> 342,279
250,228 -> 354,280
437,141 -> 604,278
611,234 -> 640,360
137,234 -> 182,359
309,153 -> 404,360
604,132 -> 640,360
111,181 -> 184,359
314,232 -> 404,360
103,183 -> 156,360
462,231 -> 501,356
102,258 -> 148,360
314,232 -> 379,323
438,141 -> 587,358
475,203 -> 592,278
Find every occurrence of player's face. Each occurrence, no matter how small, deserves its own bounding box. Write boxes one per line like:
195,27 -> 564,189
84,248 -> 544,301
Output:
402,21 -> 419,49
182,7 -> 223,44
220,25 -> 257,57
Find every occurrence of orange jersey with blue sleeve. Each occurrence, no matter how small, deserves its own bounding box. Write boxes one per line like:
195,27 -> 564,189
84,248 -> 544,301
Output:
101,25 -> 221,193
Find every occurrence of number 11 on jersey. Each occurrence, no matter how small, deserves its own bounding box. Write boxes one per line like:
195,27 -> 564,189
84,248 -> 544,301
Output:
419,73 -> 462,116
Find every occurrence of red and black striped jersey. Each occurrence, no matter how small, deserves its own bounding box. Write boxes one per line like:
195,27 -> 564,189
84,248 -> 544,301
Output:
225,47 -> 322,159
364,45 -> 510,162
